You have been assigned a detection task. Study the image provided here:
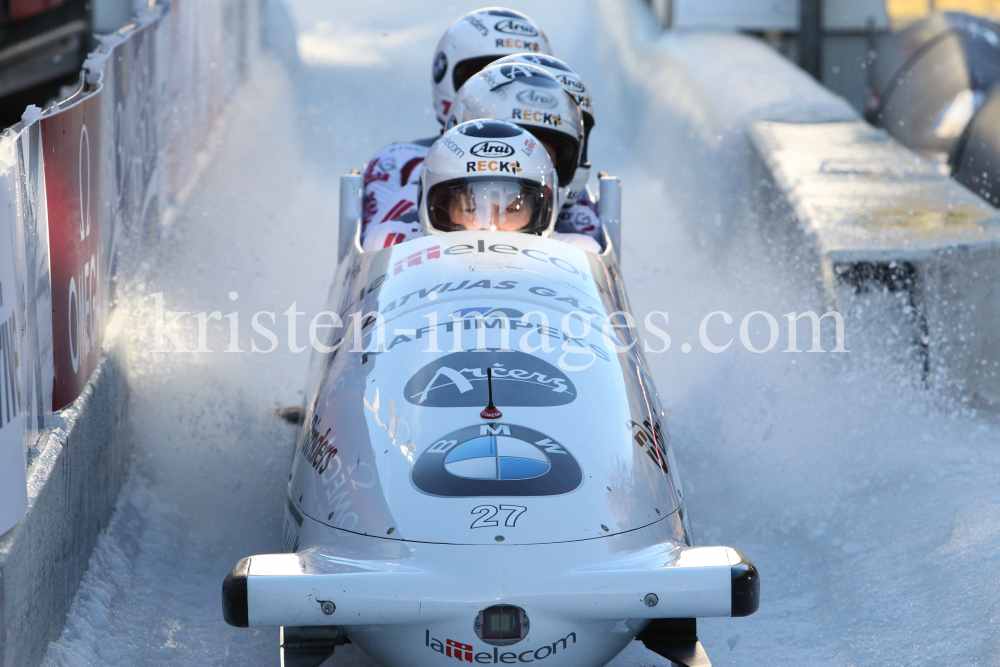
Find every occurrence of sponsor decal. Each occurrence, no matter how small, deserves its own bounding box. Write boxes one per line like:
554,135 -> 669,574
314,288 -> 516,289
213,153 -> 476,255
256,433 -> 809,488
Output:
434,51 -> 448,84
471,141 -> 515,158
555,74 -> 585,94
441,136 -> 467,158
300,412 -> 338,474
465,15 -> 489,36
518,54 -> 569,72
630,418 -> 669,474
495,37 -> 542,52
426,630 -> 577,663
465,159 -> 522,174
412,423 -> 582,497
510,109 -> 563,127
393,245 -> 441,275
404,349 -> 576,407
498,64 -> 555,86
494,19 -> 538,37
452,307 -> 524,319
522,137 -> 537,157
43,92 -> 104,410
516,89 -> 557,109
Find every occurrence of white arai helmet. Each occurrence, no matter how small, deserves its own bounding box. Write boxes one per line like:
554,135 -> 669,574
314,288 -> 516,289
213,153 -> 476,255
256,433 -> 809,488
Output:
419,120 -> 559,238
447,63 -> 583,206
431,8 -> 553,125
491,53 -> 595,204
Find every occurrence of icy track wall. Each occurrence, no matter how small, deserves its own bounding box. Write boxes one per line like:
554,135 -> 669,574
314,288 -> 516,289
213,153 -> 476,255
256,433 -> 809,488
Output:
597,0 -> 1000,408
0,2 -> 262,666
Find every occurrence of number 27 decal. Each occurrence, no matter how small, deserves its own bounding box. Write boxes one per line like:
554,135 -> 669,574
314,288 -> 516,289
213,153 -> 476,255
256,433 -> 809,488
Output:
470,505 -> 527,529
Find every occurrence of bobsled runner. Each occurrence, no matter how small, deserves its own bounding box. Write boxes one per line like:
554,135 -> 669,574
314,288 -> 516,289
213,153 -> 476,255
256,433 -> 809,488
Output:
221,174 -> 758,667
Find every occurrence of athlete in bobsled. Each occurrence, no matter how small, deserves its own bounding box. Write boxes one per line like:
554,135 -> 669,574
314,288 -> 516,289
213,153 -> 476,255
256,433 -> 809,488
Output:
420,121 -> 596,253
222,119 -> 759,667
361,8 -> 604,251
487,53 -> 599,238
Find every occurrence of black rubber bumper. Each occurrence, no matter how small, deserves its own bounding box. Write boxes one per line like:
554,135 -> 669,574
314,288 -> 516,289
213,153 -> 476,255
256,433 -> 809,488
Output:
731,552 -> 759,617
222,557 -> 250,627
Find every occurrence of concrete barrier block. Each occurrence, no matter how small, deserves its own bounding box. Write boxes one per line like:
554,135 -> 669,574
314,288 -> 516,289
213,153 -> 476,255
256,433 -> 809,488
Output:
0,348 -> 130,667
749,120 -> 1000,405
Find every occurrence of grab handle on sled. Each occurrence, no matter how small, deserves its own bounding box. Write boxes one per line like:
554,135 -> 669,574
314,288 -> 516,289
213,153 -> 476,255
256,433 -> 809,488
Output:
599,172 -> 621,257
339,172 -> 363,262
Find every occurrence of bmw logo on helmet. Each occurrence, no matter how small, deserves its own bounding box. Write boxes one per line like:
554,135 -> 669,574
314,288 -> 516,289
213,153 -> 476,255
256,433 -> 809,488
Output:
412,424 -> 583,497
433,51 -> 448,84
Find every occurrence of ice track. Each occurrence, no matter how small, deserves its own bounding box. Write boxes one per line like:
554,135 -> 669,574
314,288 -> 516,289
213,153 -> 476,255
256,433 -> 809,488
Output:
41,1 -> 1000,665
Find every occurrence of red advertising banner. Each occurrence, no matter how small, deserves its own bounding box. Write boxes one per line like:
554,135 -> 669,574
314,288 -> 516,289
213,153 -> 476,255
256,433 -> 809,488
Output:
41,92 -> 104,411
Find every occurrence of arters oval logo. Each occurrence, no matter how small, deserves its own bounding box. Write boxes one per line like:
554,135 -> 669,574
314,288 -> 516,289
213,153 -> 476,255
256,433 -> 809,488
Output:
412,424 -> 583,497
404,350 -> 575,407
470,141 -> 516,158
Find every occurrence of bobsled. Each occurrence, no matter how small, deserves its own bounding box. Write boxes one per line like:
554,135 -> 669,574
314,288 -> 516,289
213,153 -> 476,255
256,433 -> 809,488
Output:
221,174 -> 759,667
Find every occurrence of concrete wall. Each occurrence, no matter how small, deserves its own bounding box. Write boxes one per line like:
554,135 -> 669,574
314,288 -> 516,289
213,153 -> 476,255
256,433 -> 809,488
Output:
0,349 -> 128,667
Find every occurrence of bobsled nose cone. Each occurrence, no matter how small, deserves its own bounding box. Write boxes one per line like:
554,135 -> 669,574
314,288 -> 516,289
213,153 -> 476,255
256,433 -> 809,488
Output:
730,552 -> 759,617
222,557 -> 250,627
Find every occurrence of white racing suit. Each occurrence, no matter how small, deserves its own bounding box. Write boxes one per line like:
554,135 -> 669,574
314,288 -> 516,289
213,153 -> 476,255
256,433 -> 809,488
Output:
360,140 -> 603,253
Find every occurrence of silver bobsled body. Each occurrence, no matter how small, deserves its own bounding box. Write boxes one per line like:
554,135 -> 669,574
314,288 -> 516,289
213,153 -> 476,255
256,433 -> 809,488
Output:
222,180 -> 758,667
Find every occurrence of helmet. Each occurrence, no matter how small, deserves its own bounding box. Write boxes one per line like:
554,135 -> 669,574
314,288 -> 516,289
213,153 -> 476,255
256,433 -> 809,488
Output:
447,63 -> 583,196
491,53 -> 595,202
432,8 -> 553,125
419,120 -> 558,237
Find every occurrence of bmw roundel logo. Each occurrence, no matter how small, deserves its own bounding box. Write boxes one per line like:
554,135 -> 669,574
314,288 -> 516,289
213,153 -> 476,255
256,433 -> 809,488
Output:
433,51 -> 448,84
412,424 -> 583,497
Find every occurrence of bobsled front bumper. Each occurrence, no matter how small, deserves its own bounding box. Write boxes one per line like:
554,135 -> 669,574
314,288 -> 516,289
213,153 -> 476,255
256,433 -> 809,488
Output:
222,543 -> 758,628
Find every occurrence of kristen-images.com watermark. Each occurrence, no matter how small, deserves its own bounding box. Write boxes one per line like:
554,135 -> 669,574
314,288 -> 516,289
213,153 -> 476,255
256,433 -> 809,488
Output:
148,292 -> 848,370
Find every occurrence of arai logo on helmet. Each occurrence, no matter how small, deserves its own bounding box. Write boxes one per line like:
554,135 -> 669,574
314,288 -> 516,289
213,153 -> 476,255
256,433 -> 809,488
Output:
470,141 -> 515,158
494,19 -> 538,36
516,89 -> 557,109
412,423 -> 583,497
433,52 -> 448,84
555,74 -> 585,93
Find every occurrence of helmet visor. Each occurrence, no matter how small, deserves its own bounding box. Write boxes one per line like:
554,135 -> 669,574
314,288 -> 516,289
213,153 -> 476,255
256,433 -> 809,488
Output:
428,178 -> 552,234
529,126 -> 581,188
453,56 -> 505,93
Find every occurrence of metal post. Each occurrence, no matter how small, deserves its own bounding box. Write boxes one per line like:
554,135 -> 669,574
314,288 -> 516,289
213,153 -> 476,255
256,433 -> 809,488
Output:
599,174 -> 622,258
799,0 -> 823,80
339,174 -> 362,262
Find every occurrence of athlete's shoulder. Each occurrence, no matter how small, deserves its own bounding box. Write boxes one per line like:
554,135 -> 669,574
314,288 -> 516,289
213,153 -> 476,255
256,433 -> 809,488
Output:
551,231 -> 602,254
361,216 -> 423,252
